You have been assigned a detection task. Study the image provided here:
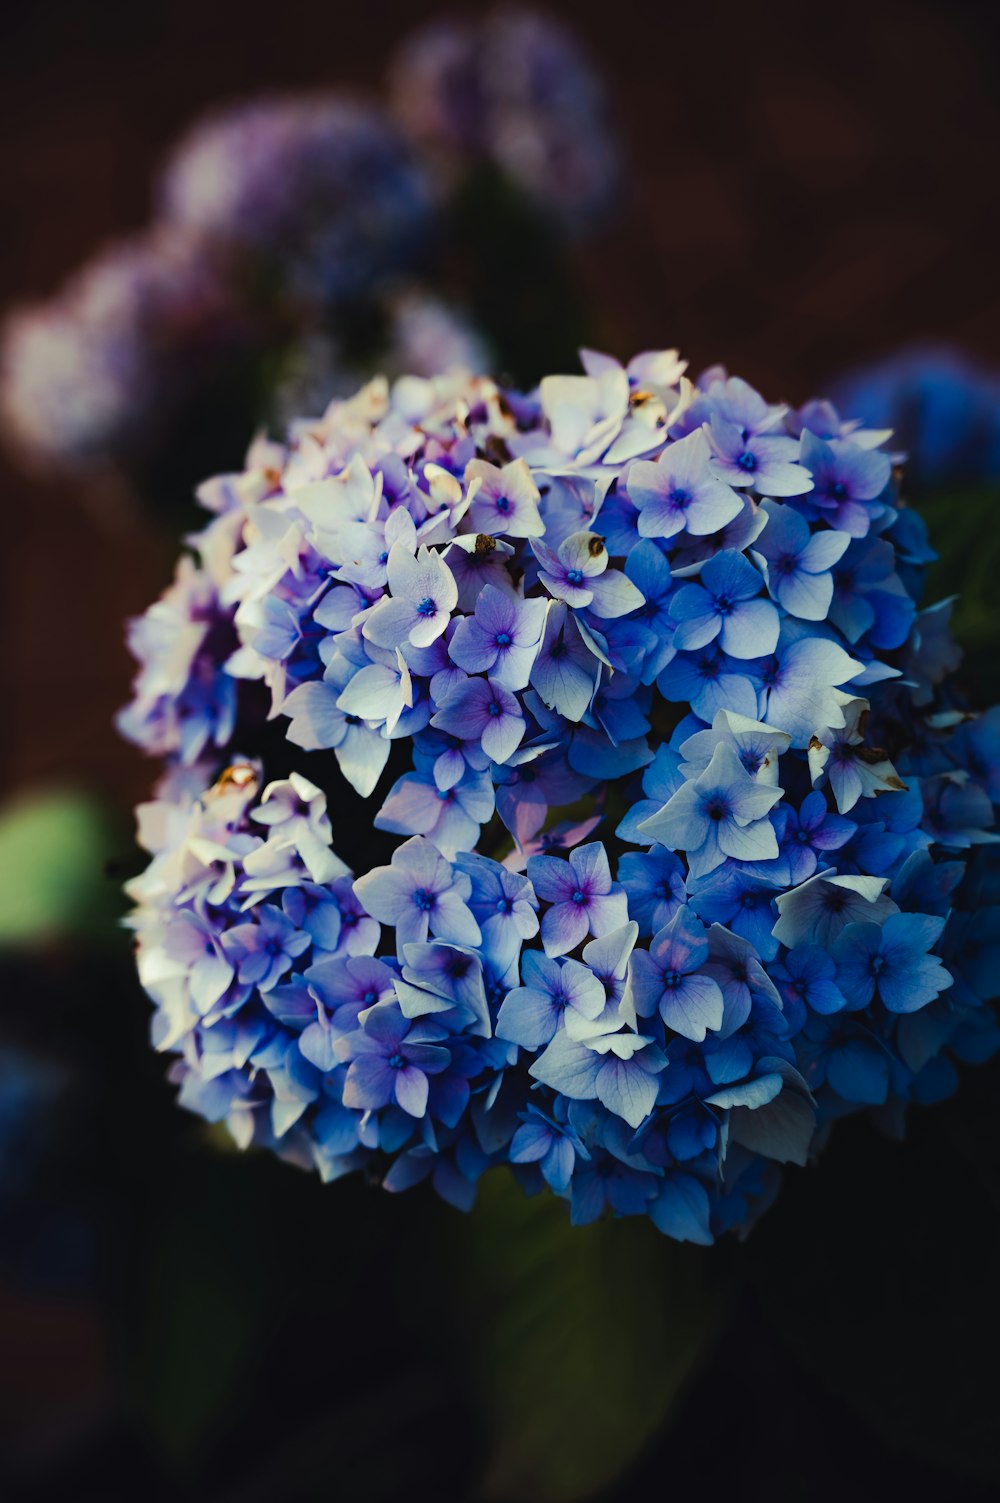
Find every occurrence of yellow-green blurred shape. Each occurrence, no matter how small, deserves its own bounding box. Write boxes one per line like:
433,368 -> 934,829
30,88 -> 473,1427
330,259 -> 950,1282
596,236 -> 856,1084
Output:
0,787 -> 120,946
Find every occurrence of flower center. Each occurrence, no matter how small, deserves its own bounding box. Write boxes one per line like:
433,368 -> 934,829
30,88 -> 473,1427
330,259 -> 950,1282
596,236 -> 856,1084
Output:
495,631 -> 512,648
566,568 -> 585,586
571,889 -> 587,905
737,450 -> 757,472
416,597 -> 437,617
388,1053 -> 406,1070
413,888 -> 436,912
487,700 -> 503,717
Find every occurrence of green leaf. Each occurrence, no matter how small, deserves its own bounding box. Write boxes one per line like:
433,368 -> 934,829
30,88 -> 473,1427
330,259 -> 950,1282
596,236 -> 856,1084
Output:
0,788 -> 121,947
460,1169 -> 725,1502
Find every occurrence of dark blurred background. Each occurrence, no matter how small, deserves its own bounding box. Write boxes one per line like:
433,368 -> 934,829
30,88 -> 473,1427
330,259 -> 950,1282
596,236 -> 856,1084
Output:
1,2 -> 999,1499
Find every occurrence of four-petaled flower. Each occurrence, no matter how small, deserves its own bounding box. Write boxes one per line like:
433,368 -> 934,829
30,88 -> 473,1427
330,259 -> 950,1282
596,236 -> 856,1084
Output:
339,1001 -> 451,1118
528,842 -> 630,956
627,429 -> 744,540
669,548 -> 780,659
364,542 -> 459,648
465,457 -> 545,538
798,431 -> 892,537
639,742 -> 782,879
448,585 -> 547,691
628,906 -> 724,1041
496,952 -> 606,1047
353,836 -> 481,953
531,530 -> 644,618
755,500 -> 851,621
831,912 -> 951,1013
431,675 -> 527,763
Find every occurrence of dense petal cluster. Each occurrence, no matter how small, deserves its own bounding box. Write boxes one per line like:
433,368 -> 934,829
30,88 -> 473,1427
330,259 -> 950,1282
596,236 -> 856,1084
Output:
121,348 -> 1000,1242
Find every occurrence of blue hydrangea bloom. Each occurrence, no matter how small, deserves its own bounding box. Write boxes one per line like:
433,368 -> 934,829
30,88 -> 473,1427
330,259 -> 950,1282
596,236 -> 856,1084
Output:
122,349 -> 1000,1244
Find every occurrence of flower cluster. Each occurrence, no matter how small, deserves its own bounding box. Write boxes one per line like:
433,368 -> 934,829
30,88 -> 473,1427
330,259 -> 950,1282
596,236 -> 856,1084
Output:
0,229 -> 251,472
159,95 -> 431,311
121,348 -> 1000,1242
0,100 -> 427,476
1,9 -> 619,479
387,6 -> 621,232
833,344 -> 1000,491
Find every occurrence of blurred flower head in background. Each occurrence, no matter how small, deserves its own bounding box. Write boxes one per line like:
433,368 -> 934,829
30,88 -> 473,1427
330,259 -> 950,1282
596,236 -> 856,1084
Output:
833,345 -> 1000,492
158,94 -> 432,310
388,5 -> 622,233
0,228 -> 250,472
0,7 -> 619,493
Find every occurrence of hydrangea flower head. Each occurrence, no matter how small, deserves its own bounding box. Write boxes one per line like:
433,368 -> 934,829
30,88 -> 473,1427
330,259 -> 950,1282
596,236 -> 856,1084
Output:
121,346 -> 1000,1242
159,95 -> 430,309
0,229 -> 247,472
388,6 -> 621,234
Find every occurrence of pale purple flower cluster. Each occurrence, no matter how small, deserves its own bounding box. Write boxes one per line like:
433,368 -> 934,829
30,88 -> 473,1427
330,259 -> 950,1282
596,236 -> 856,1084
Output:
388,6 -> 621,232
0,98 -> 430,475
0,230 -> 248,471
159,95 -> 431,310
1,9 -> 622,478
121,350 -> 1000,1241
